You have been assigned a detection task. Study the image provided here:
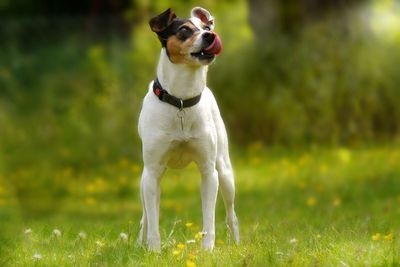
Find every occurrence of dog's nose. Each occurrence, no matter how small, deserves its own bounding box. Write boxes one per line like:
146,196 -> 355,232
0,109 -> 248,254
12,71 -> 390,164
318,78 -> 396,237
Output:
202,32 -> 215,46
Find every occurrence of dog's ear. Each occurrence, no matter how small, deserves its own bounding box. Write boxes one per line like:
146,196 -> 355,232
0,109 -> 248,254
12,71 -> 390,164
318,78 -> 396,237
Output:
191,7 -> 214,30
149,8 -> 177,33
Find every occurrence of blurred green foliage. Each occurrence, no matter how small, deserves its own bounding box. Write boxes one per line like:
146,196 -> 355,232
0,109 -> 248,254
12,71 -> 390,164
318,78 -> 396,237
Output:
1,0 -> 400,215
213,14 -> 400,145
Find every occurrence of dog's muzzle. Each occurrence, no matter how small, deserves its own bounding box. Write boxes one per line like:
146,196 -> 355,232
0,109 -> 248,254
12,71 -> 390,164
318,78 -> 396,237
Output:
191,32 -> 222,60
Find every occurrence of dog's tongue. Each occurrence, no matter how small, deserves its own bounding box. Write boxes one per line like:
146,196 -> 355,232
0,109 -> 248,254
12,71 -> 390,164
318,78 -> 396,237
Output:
203,33 -> 222,55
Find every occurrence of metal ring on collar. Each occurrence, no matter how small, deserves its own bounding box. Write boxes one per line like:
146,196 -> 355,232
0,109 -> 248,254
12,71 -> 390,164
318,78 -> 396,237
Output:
179,99 -> 183,110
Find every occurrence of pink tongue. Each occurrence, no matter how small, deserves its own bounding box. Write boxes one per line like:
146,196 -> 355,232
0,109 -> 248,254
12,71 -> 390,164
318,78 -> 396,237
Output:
203,33 -> 222,55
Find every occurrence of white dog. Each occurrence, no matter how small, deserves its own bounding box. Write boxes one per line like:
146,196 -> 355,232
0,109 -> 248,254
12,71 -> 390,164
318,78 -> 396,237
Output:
137,7 -> 239,251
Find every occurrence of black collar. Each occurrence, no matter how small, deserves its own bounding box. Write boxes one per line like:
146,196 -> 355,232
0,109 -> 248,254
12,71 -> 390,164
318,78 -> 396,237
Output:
153,78 -> 202,109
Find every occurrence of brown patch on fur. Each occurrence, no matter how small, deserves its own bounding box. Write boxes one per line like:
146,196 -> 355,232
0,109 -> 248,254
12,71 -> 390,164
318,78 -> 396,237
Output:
166,23 -> 201,64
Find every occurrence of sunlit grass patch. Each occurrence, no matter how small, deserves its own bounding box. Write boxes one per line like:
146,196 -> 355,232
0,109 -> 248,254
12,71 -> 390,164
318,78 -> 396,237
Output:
1,146 -> 400,266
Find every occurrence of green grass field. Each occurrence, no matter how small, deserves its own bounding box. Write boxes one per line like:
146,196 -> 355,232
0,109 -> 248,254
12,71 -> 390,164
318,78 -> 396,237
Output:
1,145 -> 399,266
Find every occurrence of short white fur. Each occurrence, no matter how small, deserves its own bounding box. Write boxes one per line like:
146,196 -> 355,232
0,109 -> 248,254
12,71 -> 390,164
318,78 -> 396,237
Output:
137,7 -> 239,251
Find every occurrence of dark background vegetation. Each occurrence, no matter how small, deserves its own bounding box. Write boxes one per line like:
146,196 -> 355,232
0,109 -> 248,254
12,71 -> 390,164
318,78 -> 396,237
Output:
0,0 -> 399,215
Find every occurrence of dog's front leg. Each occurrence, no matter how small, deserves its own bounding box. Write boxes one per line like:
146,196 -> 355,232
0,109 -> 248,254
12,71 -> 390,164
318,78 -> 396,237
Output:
141,165 -> 164,251
199,166 -> 219,250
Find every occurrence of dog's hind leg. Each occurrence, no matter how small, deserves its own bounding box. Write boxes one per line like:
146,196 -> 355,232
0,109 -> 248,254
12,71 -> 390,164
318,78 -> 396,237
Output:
217,155 -> 240,245
192,138 -> 219,251
212,105 -> 240,245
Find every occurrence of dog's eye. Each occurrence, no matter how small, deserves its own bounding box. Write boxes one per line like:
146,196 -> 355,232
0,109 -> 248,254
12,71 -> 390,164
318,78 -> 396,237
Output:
177,27 -> 193,40
204,26 -> 211,31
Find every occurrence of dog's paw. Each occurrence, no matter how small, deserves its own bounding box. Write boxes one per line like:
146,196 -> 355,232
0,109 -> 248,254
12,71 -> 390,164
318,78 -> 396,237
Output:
201,232 -> 215,251
135,237 -> 144,248
146,237 -> 161,253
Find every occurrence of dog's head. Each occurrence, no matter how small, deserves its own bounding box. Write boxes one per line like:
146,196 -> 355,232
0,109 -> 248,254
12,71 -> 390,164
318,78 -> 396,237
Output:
149,7 -> 222,66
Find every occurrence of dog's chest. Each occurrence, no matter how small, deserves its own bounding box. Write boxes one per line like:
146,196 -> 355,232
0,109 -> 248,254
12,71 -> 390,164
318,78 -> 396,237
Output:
164,107 -> 207,139
164,140 -> 195,169
162,109 -> 211,169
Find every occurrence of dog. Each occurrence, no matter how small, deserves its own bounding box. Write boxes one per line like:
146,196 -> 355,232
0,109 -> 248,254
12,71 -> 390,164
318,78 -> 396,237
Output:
137,7 -> 239,251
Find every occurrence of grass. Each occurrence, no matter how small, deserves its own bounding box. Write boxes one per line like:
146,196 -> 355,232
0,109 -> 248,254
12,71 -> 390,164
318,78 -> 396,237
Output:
0,145 -> 400,266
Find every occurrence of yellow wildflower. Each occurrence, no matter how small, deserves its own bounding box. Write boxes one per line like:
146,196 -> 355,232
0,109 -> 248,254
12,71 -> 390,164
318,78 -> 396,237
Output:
119,158 -> 129,167
372,233 -> 381,241
85,197 -> 97,206
131,164 -> 141,174
62,168 -> 72,177
286,165 -> 298,177
186,259 -> 196,267
195,233 -> 202,240
0,185 -> 5,195
185,222 -> 193,228
86,183 -> 96,193
306,196 -> 317,206
298,154 -> 310,166
384,233 -> 394,241
163,199 -> 176,209
195,232 -> 206,240
177,243 -> 185,250
319,164 -> 328,174
174,203 -> 183,213
172,249 -> 181,256
94,177 -> 107,192
338,148 -> 351,164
